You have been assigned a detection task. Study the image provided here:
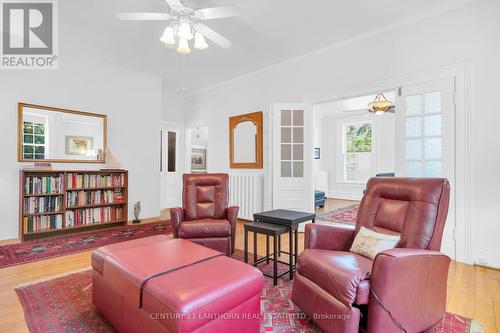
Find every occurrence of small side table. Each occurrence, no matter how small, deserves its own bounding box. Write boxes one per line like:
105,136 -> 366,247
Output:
244,222 -> 289,285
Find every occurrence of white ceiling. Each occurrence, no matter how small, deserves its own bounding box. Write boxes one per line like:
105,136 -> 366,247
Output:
61,0 -> 475,93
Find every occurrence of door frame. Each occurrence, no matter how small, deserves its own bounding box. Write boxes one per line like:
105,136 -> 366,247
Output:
305,62 -> 472,264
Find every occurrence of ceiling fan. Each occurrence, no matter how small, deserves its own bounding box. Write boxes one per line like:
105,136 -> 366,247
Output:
117,0 -> 239,54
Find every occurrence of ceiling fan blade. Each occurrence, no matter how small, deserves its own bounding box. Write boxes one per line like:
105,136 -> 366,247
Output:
195,5 -> 239,20
194,23 -> 231,48
165,0 -> 183,9
117,12 -> 172,21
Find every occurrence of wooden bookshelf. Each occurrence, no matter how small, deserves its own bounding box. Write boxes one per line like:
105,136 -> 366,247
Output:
19,169 -> 128,241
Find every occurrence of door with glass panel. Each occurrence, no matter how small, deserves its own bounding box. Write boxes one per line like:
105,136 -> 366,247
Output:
272,104 -> 314,231
395,78 -> 456,258
160,124 -> 183,210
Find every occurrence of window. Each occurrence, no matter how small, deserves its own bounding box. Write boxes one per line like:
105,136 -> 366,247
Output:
280,110 -> 304,177
22,121 -> 46,160
404,91 -> 442,177
343,122 -> 373,182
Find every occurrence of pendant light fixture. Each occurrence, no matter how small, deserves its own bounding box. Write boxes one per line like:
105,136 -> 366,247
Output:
368,93 -> 394,115
177,38 -> 191,54
194,32 -> 208,50
160,26 -> 175,45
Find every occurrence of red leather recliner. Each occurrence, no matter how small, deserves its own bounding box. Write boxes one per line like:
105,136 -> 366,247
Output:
170,173 -> 238,256
291,177 -> 451,333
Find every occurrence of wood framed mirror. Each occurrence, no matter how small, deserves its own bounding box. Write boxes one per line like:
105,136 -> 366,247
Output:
18,103 -> 107,163
229,111 -> 263,169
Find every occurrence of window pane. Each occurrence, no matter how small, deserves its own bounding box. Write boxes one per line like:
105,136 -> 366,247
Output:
23,153 -> 33,159
34,135 -> 45,144
281,144 -> 291,160
281,162 -> 291,177
23,145 -> 34,154
406,117 -> 422,138
345,154 -> 371,182
424,114 -> 441,136
345,123 -> 372,153
424,91 -> 441,114
281,128 -> 291,143
425,138 -> 441,159
406,161 -> 423,177
345,155 -> 356,181
23,122 -> 33,134
424,160 -> 442,177
293,127 -> 304,143
33,124 -> 44,135
405,139 -> 422,160
35,146 -> 45,154
281,110 -> 292,126
292,110 -> 304,126
34,154 -> 44,160
292,144 -> 304,160
167,131 -> 176,172
23,134 -> 33,144
293,162 -> 303,177
406,95 -> 422,115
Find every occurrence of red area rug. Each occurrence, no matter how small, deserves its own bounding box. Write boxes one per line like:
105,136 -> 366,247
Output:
0,222 -> 172,268
16,250 -> 481,333
316,204 -> 359,226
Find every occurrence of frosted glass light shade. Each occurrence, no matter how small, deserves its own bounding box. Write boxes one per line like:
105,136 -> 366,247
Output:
177,38 -> 191,54
178,22 -> 193,40
160,27 -> 175,45
194,32 -> 208,50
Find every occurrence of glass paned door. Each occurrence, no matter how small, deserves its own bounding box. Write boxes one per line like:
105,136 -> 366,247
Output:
280,110 -> 304,177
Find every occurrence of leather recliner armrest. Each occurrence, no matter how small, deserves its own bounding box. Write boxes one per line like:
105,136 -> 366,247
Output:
169,207 -> 184,238
368,248 -> 451,333
226,206 -> 239,254
304,224 -> 355,251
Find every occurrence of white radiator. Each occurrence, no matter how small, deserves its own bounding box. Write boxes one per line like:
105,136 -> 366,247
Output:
229,173 -> 263,221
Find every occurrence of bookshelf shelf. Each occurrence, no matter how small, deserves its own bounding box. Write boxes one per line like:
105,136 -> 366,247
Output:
20,169 -> 128,241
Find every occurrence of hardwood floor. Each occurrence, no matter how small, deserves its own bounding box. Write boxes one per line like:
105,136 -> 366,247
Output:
0,199 -> 498,333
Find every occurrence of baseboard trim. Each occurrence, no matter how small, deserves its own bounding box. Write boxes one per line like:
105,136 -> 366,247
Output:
328,191 -> 363,201
473,246 -> 500,269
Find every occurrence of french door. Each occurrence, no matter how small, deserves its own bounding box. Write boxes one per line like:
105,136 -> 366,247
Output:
160,123 -> 183,210
272,103 -> 314,231
395,78 -> 456,258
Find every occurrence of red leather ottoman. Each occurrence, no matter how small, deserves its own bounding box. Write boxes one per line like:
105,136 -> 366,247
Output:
92,235 -> 264,333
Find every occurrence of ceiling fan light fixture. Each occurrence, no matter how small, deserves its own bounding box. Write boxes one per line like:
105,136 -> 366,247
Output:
177,38 -> 191,54
178,22 -> 194,40
160,26 -> 176,45
368,92 -> 393,115
194,32 -> 208,50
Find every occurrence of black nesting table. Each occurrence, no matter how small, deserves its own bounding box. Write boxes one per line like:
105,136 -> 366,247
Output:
245,209 -> 315,284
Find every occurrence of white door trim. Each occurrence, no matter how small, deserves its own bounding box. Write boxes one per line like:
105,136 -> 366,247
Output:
305,61 -> 472,264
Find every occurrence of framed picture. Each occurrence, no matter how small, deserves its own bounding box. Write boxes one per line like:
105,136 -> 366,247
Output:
191,148 -> 207,171
65,136 -> 94,156
314,147 -> 321,159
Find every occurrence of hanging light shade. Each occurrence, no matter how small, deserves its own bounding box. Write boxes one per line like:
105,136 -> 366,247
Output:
193,32 -> 208,50
160,26 -> 175,45
178,22 -> 194,40
368,93 -> 393,115
177,38 -> 191,54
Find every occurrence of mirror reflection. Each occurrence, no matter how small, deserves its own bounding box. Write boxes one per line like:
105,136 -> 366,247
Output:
19,104 -> 106,162
233,121 -> 256,163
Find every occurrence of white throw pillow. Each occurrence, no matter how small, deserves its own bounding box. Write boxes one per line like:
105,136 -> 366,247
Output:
350,226 -> 401,259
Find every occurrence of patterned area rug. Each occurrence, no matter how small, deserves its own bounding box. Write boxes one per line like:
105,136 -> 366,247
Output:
316,204 -> 359,226
15,250 -> 481,333
0,222 -> 172,268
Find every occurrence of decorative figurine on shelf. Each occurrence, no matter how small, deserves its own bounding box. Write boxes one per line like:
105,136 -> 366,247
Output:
133,201 -> 141,224
105,148 -> 121,169
96,148 -> 105,161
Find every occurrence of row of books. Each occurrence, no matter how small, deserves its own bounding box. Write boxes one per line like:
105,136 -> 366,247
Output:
23,196 -> 63,214
67,173 -> 125,189
23,214 -> 63,233
65,207 -> 123,227
24,174 -> 64,195
66,189 -> 124,207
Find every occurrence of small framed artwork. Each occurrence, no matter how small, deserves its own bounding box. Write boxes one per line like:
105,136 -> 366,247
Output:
191,148 -> 207,172
65,136 -> 94,156
314,148 -> 321,159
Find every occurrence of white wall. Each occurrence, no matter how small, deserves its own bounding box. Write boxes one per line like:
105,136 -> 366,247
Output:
184,0 -> 500,267
0,57 -> 162,240
162,80 -> 185,124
